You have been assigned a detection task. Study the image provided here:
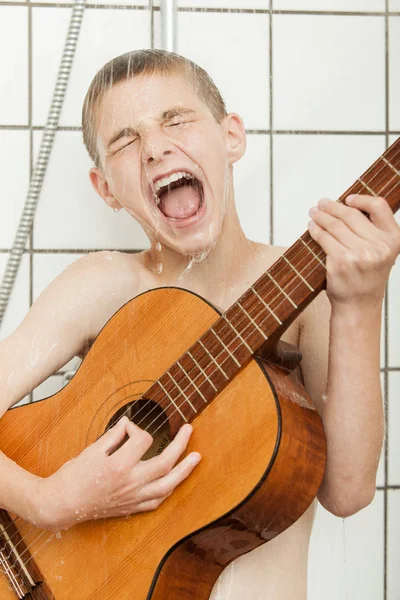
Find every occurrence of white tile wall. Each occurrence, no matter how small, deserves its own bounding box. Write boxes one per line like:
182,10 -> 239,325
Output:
32,7 -> 151,127
32,131 -> 150,249
178,0 -> 268,7
235,134 -> 270,244
389,373 -> 400,485
0,7 -> 28,125
388,135 -> 400,367
177,11 -> 270,130
32,0 -> 147,4
309,492 -> 384,600
389,17 -> 400,131
0,131 -> 30,249
0,254 -> 30,343
388,490 -> 400,600
273,134 -> 386,246
273,15 -> 385,131
274,0 -> 384,10
0,5 -> 398,597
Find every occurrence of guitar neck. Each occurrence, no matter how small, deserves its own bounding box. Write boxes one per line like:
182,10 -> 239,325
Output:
225,136 -> 400,351
145,138 -> 400,424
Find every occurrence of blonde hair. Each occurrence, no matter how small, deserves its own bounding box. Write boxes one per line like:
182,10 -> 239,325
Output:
82,49 -> 228,167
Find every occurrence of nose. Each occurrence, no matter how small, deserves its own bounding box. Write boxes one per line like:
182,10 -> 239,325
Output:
141,128 -> 174,164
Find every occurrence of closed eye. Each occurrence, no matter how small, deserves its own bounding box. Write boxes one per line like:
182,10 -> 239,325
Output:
117,138 -> 138,152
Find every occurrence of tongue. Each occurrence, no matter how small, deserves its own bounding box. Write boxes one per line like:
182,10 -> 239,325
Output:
159,185 -> 201,219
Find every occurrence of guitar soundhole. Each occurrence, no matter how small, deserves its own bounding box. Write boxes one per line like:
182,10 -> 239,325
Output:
106,399 -> 172,460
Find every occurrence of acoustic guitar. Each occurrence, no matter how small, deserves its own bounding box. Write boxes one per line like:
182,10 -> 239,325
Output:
0,138 -> 399,599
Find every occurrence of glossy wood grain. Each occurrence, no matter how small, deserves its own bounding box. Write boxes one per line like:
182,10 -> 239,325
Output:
0,287 -> 325,599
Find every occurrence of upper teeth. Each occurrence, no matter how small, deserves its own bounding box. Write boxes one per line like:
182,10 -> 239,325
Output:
154,171 -> 194,193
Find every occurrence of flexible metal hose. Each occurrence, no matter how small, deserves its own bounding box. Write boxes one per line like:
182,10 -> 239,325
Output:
0,0 -> 87,328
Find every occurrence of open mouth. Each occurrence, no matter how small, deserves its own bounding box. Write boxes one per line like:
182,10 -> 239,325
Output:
151,172 -> 205,223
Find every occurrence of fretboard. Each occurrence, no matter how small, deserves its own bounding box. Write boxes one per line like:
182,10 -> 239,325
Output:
144,137 -> 400,430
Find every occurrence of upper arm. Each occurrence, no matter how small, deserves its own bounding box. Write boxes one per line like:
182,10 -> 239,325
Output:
298,290 -> 332,415
0,254 -> 112,414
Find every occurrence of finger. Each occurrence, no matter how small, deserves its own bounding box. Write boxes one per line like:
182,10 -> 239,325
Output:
95,416 -> 132,455
135,424 -> 194,482
345,194 -> 397,232
308,219 -> 345,256
316,198 -> 378,240
138,452 -> 201,501
134,494 -> 171,513
109,419 -> 153,467
309,206 -> 362,249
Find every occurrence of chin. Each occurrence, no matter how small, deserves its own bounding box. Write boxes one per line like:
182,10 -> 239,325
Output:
168,227 -> 221,259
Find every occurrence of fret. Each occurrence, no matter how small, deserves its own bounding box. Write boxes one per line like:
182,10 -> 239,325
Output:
222,315 -> 253,353
265,271 -> 298,309
187,350 -> 218,391
157,380 -> 188,422
282,255 -> 314,292
176,360 -> 208,404
198,339 -> 229,380
166,371 -> 197,414
250,286 -> 282,325
357,178 -> 377,197
299,238 -> 326,268
382,156 -> 400,178
236,302 -> 268,341
210,327 -> 241,367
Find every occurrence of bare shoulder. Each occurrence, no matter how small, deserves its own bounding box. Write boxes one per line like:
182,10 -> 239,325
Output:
56,250 -> 148,336
0,251 -> 148,408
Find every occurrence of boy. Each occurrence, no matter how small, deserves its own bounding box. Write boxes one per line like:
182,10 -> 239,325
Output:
1,49 -> 399,599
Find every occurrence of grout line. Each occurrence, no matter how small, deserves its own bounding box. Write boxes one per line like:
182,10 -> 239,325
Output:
2,2 -> 400,15
150,0 -> 154,49
269,0 -> 273,245
2,125 -> 400,136
377,485 -> 400,491
28,0 -> 34,405
0,2 -> 152,8
384,3 -> 390,598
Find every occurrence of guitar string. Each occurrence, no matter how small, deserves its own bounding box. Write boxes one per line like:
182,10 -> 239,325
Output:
139,175 -> 400,439
2,151 -> 400,567
0,528 -> 48,569
123,166 -> 400,435
1,149 -> 399,571
109,148 -> 400,433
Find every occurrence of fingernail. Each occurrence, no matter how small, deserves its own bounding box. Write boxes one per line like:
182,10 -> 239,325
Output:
346,195 -> 355,204
191,452 -> 201,464
309,206 -> 318,217
318,198 -> 329,208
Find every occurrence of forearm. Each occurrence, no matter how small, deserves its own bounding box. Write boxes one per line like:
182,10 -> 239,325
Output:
317,303 -> 384,516
0,450 -> 42,523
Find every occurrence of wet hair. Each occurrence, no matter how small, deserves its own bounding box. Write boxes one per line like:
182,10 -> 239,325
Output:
82,49 -> 228,167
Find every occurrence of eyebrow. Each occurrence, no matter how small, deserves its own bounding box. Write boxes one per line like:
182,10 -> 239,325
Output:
107,107 -> 197,149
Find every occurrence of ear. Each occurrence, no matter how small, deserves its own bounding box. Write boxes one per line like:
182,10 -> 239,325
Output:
223,113 -> 246,166
89,167 -> 122,210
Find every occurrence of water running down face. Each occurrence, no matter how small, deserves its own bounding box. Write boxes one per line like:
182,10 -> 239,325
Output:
89,72 -> 246,258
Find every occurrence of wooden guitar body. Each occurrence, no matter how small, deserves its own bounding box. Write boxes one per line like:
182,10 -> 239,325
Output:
0,287 -> 326,599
